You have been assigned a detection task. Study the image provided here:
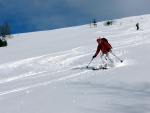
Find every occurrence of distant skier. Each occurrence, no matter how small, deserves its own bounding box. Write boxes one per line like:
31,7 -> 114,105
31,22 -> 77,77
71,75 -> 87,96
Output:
136,23 -> 139,30
92,37 -> 113,68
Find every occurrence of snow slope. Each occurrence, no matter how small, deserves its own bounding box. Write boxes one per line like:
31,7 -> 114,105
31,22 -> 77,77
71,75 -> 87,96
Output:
0,14 -> 150,113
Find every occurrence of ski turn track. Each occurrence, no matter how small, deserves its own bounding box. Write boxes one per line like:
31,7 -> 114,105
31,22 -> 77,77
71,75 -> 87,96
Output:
0,71 -> 87,96
0,47 -> 93,96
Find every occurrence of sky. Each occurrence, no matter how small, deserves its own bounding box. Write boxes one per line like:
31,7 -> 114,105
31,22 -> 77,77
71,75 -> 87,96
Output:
0,0 -> 150,34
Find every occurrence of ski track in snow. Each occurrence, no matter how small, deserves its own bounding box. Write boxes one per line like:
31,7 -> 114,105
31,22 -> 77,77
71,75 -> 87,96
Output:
0,47 -> 94,95
0,71 -> 88,96
0,21 -> 150,96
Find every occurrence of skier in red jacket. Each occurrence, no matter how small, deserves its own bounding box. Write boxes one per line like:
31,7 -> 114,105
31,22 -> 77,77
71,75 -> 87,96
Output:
93,37 -> 114,68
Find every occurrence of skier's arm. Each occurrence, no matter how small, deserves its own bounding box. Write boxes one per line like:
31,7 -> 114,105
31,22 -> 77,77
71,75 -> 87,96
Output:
95,45 -> 101,56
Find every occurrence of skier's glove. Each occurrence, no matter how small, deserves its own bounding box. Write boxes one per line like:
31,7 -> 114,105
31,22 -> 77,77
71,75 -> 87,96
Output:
93,54 -> 96,59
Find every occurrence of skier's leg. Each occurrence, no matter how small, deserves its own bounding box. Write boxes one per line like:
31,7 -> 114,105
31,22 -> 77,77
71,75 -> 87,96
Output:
100,53 -> 107,67
106,52 -> 115,66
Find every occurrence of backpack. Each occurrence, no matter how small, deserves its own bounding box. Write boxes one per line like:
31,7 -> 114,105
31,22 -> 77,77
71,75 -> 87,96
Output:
102,38 -> 112,49
101,38 -> 108,43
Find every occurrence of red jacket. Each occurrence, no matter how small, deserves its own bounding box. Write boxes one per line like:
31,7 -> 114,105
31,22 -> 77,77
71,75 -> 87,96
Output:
95,40 -> 112,56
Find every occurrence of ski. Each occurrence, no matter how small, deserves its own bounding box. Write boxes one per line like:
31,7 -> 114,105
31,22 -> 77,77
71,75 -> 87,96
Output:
92,67 -> 108,70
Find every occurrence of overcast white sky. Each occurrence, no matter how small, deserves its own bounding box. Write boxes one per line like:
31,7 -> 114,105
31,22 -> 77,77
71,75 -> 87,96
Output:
0,0 -> 150,34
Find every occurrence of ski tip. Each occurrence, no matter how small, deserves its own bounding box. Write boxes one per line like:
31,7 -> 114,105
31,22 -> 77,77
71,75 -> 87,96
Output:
92,68 -> 99,70
92,67 -> 108,70
101,67 -> 108,70
92,69 -> 99,70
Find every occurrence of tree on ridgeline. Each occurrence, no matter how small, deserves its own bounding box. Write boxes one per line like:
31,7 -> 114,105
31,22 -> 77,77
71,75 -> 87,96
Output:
0,21 -> 11,47
104,20 -> 116,26
92,19 -> 97,27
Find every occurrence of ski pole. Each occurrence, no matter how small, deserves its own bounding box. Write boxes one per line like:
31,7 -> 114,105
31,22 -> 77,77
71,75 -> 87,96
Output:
87,58 -> 94,68
110,52 -> 123,63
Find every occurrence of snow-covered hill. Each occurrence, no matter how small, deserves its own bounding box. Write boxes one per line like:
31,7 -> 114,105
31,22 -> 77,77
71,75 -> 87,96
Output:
0,14 -> 150,113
